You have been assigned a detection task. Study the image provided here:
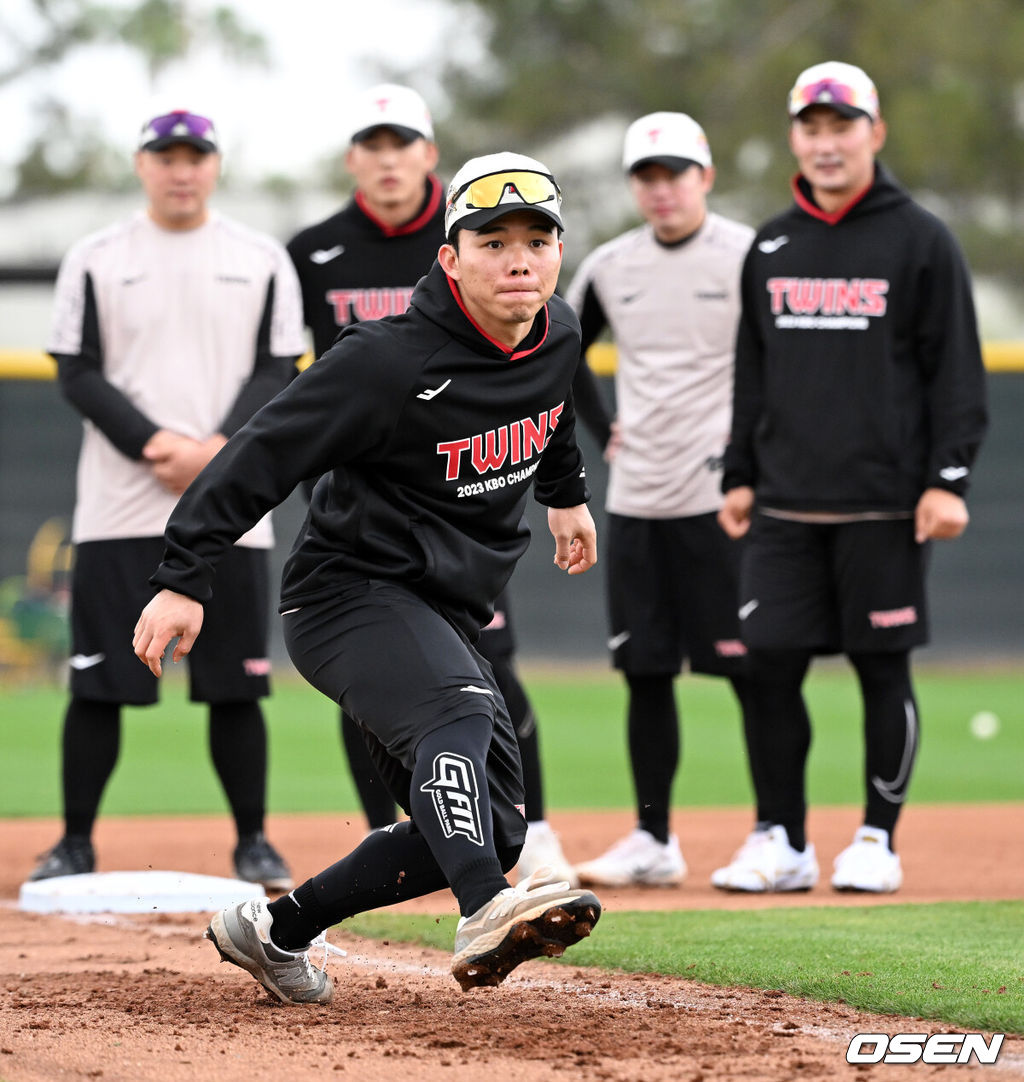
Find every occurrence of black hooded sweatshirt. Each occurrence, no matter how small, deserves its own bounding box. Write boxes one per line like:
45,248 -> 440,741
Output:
286,175 -> 445,358
723,164 -> 988,513
150,261 -> 590,637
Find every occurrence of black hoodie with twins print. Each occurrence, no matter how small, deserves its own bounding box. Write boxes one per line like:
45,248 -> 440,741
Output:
150,260 -> 589,637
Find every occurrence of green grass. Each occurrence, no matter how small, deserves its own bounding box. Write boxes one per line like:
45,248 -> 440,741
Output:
345,901 -> 1024,1033
1,661 -> 1021,817
2,662 -> 1021,1035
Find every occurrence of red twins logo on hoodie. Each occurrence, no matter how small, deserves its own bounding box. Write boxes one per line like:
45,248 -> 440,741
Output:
327,287 -> 414,325
767,277 -> 889,326
436,404 -> 564,481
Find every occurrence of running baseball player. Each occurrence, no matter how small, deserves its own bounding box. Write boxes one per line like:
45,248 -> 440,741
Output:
287,84 -> 584,886
134,152 -> 601,1002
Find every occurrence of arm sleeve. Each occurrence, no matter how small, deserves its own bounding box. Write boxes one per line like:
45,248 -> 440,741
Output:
571,355 -> 613,449
51,269 -> 158,460
915,228 -> 989,496
564,266 -> 614,448
721,250 -> 763,493
150,330 -> 404,601
218,249 -> 306,436
218,276 -> 301,436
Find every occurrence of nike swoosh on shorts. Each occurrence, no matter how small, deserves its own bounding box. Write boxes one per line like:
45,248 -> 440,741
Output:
69,653 -> 105,670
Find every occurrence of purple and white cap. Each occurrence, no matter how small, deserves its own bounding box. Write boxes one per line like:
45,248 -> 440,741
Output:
138,111 -> 218,153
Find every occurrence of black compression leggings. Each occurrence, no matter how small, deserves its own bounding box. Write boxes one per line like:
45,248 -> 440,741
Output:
62,696 -> 268,840
743,649 -> 918,850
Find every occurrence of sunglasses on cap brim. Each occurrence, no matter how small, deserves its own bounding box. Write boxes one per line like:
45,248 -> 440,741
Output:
790,79 -> 869,114
143,111 -> 216,140
452,170 -> 560,212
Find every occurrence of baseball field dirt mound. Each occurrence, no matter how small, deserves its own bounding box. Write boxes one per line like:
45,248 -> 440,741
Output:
2,907 -> 1021,1082
1,805 -> 1022,1082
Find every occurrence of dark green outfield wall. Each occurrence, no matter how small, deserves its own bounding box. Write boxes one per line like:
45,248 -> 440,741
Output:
1,374 -> 1019,662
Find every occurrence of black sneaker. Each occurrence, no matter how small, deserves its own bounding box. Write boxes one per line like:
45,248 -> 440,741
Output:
28,835 -> 95,880
233,833 -> 294,892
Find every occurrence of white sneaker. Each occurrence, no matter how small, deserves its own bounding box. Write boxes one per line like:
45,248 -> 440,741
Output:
831,826 -> 903,892
711,825 -> 819,892
574,828 -> 686,888
516,821 -> 579,888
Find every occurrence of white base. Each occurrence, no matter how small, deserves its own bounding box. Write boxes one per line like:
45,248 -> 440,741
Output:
18,870 -> 267,914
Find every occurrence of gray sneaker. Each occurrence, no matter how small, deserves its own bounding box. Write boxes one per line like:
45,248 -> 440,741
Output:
206,899 -> 334,1005
451,867 -> 601,991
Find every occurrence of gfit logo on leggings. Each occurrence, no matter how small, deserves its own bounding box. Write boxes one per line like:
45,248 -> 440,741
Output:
846,1033 -> 1004,1064
420,753 -> 484,846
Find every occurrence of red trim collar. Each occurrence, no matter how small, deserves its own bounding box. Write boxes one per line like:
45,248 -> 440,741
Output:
443,273 -> 550,360
791,172 -> 873,225
356,174 -> 443,237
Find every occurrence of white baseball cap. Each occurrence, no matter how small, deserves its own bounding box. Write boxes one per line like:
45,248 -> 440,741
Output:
788,61 -> 880,121
444,152 -> 563,241
348,83 -> 434,144
622,112 -> 712,173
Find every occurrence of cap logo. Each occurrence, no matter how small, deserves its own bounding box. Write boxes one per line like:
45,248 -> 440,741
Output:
645,127 -> 664,146
374,96 -> 391,113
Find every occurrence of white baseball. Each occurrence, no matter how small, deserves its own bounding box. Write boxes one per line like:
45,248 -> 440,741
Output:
968,711 -> 1000,740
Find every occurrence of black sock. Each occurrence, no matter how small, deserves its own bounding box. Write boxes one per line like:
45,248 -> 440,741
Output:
62,698 -> 120,838
626,673 -> 677,844
267,881 -> 329,951
208,701 -> 266,838
341,710 -> 397,829
266,822 -> 521,950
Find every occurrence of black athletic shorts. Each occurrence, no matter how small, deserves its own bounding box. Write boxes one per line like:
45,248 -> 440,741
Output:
282,574 -> 527,849
606,512 -> 747,677
738,513 -> 930,653
477,585 -> 515,662
69,538 -> 271,704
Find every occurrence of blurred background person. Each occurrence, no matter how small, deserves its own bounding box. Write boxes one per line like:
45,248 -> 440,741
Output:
714,62 -> 988,893
30,110 -> 304,890
566,112 -> 756,888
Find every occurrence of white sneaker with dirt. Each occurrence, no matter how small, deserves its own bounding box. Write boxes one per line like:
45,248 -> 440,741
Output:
206,899 -> 336,1005
574,828 -> 686,888
710,825 -> 819,892
516,821 -> 580,888
451,866 -> 601,991
831,826 -> 903,892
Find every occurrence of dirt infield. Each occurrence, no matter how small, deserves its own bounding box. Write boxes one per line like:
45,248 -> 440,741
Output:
2,805 -> 1022,1081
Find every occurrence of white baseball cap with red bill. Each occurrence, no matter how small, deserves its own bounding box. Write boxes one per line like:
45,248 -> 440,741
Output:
347,83 -> 434,144
444,152 -> 563,241
622,112 -> 712,174
788,61 -> 880,121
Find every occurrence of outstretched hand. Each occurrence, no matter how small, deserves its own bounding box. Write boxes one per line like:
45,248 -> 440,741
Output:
549,504 -> 597,575
133,589 -> 204,676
